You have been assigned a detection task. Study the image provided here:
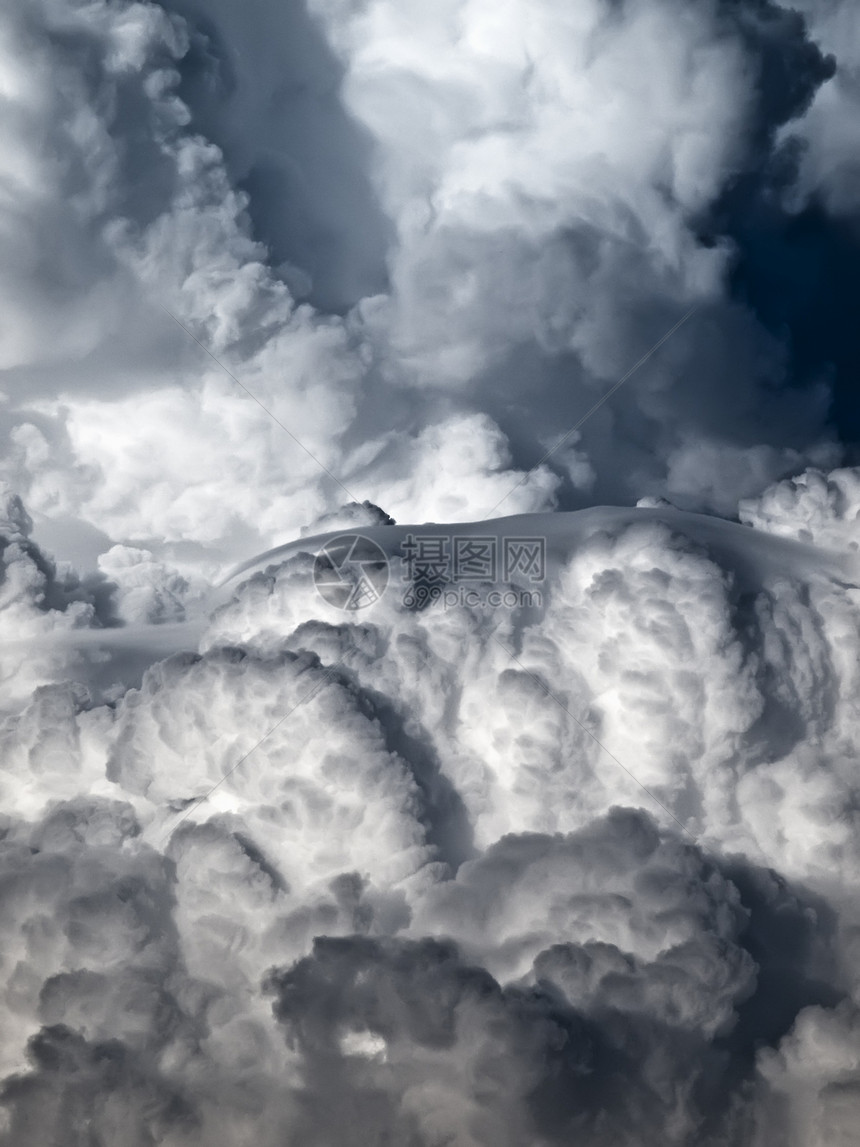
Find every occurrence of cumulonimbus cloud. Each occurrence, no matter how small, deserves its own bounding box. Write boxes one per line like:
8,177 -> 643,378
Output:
1,479 -> 860,1142
2,0 -> 860,1143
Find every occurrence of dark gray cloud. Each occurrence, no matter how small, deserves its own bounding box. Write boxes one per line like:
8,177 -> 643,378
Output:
0,793 -> 842,1147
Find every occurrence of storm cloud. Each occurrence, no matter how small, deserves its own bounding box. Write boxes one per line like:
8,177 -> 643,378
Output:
2,0 -> 860,1143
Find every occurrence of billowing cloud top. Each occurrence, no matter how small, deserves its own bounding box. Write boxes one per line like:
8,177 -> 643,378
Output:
2,0 -> 860,1143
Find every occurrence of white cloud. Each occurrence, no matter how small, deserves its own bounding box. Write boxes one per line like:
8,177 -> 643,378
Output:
740,465 -> 860,550
2,0 -> 860,1141
2,478 -> 860,1141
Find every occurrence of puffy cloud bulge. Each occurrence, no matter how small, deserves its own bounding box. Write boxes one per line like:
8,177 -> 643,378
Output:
2,0 -> 860,1143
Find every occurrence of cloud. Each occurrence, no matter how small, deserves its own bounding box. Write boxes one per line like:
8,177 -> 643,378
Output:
755,1000 -> 860,1147
740,465 -> 860,548
192,502 -> 860,903
778,0 -> 860,216
262,812 -> 842,1146
0,481 -> 859,1141
2,0 -> 860,1141
0,0 -> 848,563
0,483 -> 119,712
